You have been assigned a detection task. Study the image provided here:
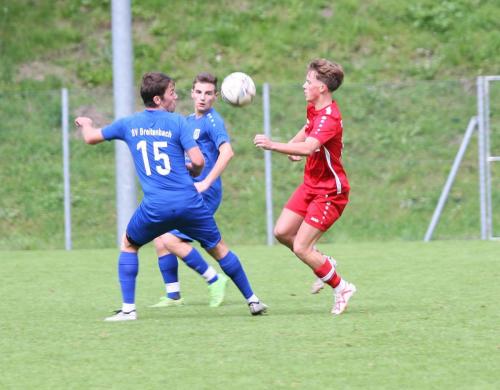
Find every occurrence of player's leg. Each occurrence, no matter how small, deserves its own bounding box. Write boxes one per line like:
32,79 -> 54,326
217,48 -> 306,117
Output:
273,207 -> 329,292
292,222 -> 326,269
149,236 -> 184,307
104,234 -> 140,322
105,203 -> 170,321
293,223 -> 354,314
190,189 -> 228,306
275,185 -> 328,293
206,240 -> 267,315
295,192 -> 355,314
273,208 -> 304,250
153,232 -> 227,307
273,209 -> 329,292
309,256 -> 333,294
179,203 -> 266,315
274,183 -> 316,251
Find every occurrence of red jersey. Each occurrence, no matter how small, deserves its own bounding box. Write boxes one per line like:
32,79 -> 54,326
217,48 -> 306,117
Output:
303,101 -> 349,194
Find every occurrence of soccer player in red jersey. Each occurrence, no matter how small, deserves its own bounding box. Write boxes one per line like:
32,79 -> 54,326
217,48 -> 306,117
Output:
254,58 -> 356,315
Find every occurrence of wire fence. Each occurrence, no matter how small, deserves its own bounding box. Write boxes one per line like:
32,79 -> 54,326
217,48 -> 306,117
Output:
1,79 -> 498,250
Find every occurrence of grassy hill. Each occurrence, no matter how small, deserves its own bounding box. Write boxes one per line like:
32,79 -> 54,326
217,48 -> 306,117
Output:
1,0 -> 499,249
2,0 -> 499,88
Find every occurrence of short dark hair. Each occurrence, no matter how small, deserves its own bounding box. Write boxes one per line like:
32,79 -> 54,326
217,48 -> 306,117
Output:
308,59 -> 344,92
140,72 -> 173,107
192,72 -> 218,91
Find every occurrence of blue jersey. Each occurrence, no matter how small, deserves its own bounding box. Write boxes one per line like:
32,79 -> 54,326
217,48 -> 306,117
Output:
186,107 -> 230,204
102,110 -> 199,209
166,108 -> 230,243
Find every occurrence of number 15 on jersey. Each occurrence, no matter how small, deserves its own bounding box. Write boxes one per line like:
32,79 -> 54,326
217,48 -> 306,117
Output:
137,140 -> 171,176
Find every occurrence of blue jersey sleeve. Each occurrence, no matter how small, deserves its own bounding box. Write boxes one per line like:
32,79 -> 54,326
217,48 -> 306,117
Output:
208,113 -> 230,149
102,118 -> 127,141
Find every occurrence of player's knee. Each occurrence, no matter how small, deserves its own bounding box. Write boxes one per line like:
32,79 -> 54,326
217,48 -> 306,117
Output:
275,230 -> 294,250
292,242 -> 310,261
207,240 -> 229,260
153,237 -> 167,256
121,234 -> 139,253
273,225 -> 288,242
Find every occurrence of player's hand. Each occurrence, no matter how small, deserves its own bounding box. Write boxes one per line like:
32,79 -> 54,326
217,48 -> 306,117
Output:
194,180 -> 209,193
254,134 -> 272,150
186,162 -> 195,176
74,116 -> 92,128
288,155 -> 302,162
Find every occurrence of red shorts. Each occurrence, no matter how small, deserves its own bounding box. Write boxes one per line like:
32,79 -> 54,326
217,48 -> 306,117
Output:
285,184 -> 349,231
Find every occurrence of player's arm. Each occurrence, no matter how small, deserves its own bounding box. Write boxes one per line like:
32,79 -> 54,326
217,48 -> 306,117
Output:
288,125 -> 307,143
74,117 -> 105,145
254,134 -> 320,156
195,142 -> 234,193
185,146 -> 205,177
286,125 -> 307,161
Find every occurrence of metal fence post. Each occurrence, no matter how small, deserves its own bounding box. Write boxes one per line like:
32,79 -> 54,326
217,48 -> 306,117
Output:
424,117 -> 477,241
61,88 -> 72,250
477,76 -> 488,240
263,83 -> 274,245
111,0 -> 137,246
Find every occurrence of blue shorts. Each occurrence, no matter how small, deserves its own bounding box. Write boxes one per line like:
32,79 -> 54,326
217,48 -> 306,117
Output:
126,196 -> 221,249
169,187 -> 222,242
201,186 -> 222,214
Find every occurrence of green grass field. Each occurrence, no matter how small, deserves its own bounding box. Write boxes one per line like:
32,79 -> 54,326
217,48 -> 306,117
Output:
1,241 -> 498,389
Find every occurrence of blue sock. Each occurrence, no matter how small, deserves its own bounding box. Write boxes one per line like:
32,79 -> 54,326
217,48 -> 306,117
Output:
118,251 -> 139,304
183,248 -> 218,284
218,251 -> 253,299
158,254 -> 180,299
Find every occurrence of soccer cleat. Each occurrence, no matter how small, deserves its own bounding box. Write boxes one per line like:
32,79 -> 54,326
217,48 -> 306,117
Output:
331,282 -> 356,315
311,278 -> 325,294
149,296 -> 185,308
104,309 -> 137,322
208,274 -> 228,307
311,257 -> 337,294
248,301 -> 268,316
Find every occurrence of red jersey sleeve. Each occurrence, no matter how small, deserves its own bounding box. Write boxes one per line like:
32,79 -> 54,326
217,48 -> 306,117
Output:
307,114 -> 342,146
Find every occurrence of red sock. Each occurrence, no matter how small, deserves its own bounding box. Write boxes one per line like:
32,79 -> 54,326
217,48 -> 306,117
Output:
314,258 -> 341,288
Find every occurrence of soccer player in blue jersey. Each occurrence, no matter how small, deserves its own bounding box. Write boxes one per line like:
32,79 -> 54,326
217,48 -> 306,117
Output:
75,72 -> 267,321
150,72 -> 234,308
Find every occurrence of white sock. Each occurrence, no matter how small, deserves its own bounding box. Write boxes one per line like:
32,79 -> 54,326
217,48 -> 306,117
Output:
334,279 -> 346,293
122,303 -> 136,313
247,294 -> 259,304
166,282 -> 180,294
202,266 -> 217,283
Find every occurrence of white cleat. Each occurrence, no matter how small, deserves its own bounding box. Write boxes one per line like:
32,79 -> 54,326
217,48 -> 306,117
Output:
104,309 -> 137,322
311,278 -> 325,294
332,282 -> 356,315
248,301 -> 268,316
311,257 -> 337,294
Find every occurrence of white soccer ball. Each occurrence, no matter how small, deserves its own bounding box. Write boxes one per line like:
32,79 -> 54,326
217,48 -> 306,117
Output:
220,72 -> 256,107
